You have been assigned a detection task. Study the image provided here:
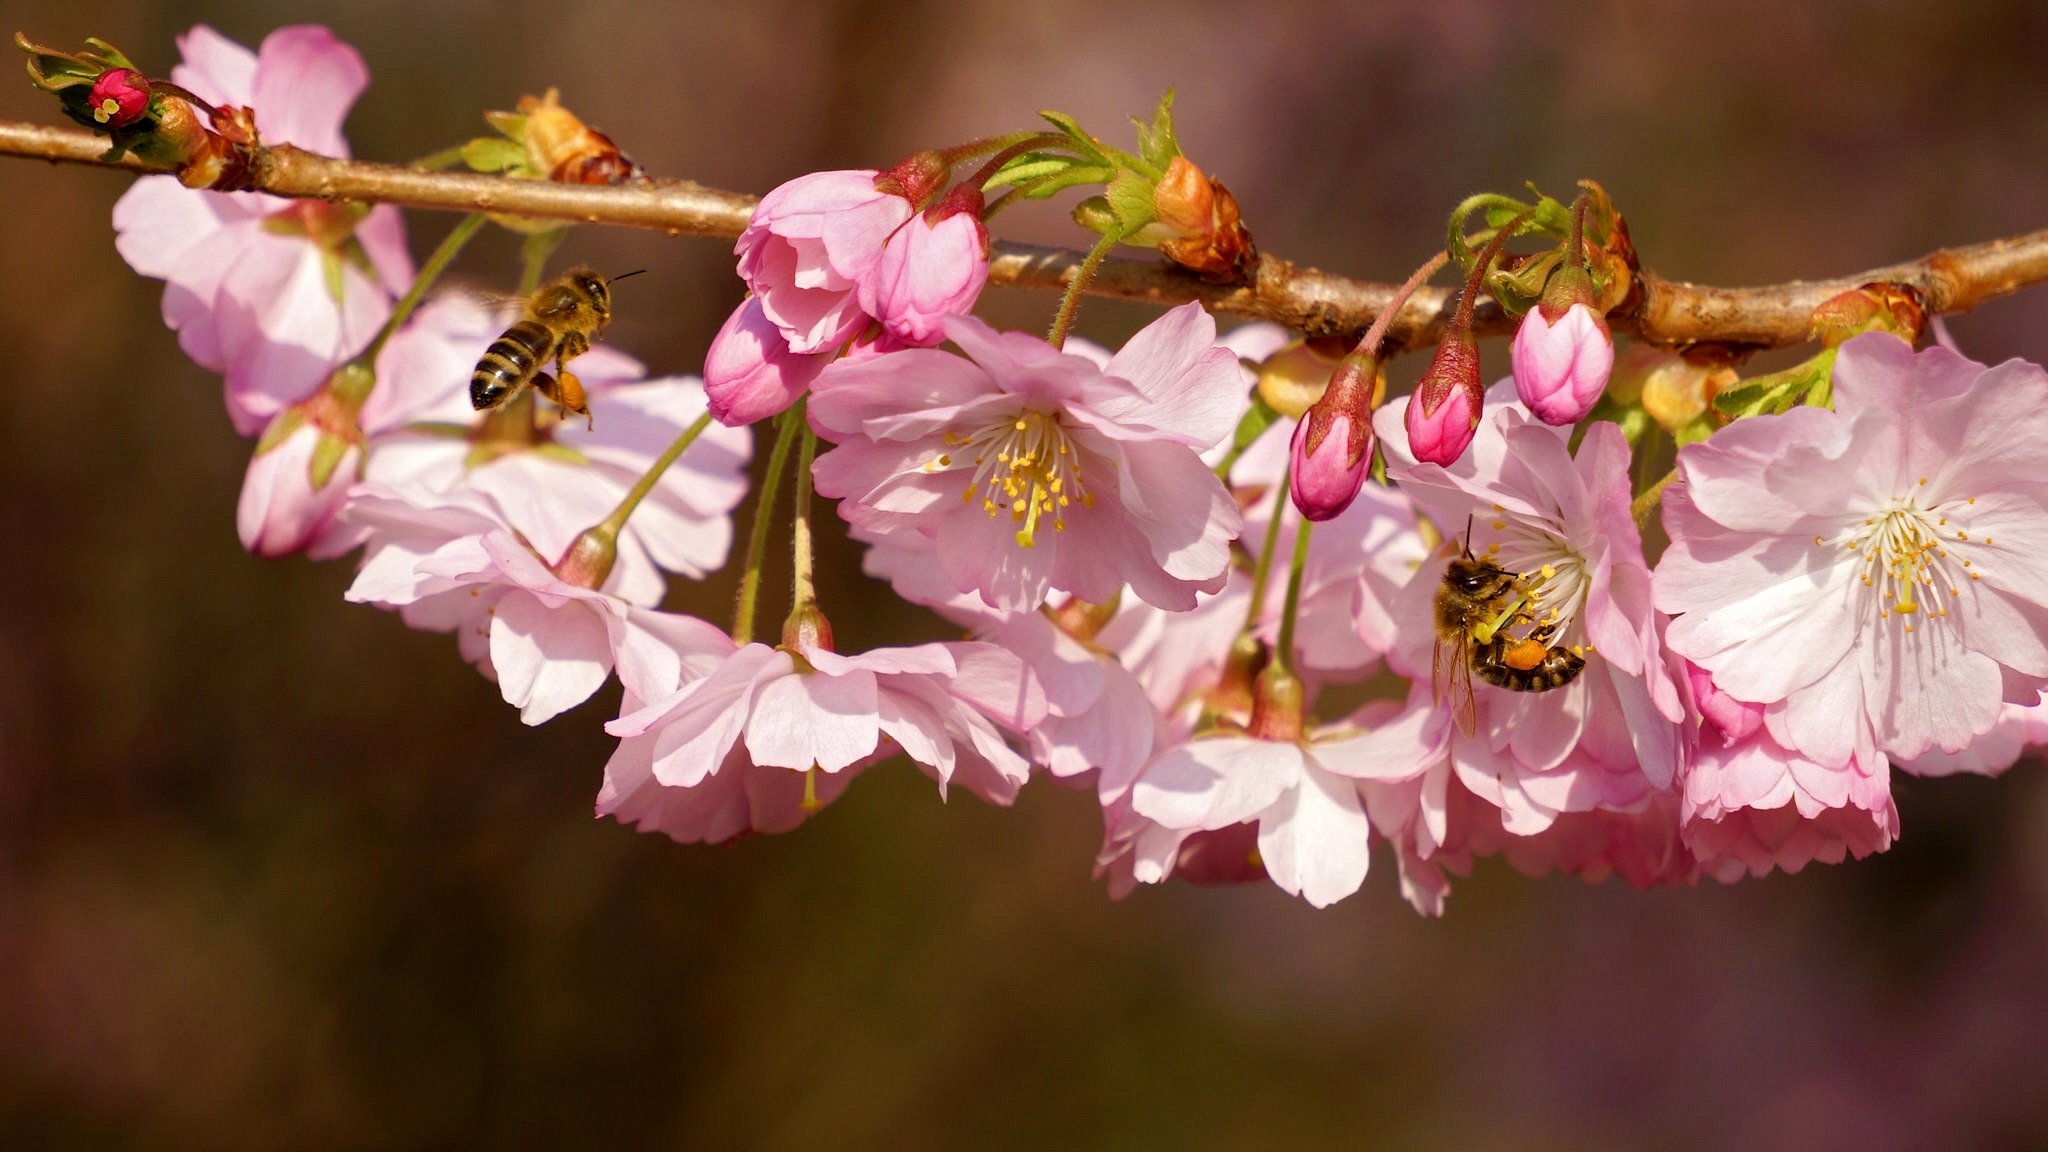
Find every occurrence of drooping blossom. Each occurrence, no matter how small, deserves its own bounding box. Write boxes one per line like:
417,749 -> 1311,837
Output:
1126,701 -> 1420,907
364,299 -> 750,606
810,302 -> 1245,612
601,635 -> 1046,836
1372,382 -> 1686,830
342,484 -> 652,724
1655,333 -> 2048,769
1511,302 -> 1613,425
112,25 -> 412,434
237,395 -> 362,559
1365,764 -> 1698,916
1677,658 -> 1898,881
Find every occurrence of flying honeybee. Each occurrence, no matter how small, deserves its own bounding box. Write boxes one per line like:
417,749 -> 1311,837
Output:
1432,524 -> 1587,735
471,267 -> 641,428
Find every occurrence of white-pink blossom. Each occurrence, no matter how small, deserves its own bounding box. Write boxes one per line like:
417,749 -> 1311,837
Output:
1127,702 -> 1419,908
603,637 -> 1046,822
810,303 -> 1246,612
112,25 -> 412,434
1655,333 -> 2048,769
342,485 -> 646,724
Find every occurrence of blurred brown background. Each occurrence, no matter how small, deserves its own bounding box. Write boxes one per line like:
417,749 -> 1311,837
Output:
2,2 -> 2046,1148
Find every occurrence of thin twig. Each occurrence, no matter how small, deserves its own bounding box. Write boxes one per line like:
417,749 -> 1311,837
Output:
6,118 -> 2047,354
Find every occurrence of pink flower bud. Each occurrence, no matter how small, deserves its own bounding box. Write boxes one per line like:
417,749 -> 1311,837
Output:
1405,332 -> 1483,465
703,297 -> 830,426
1287,352 -> 1379,521
1511,302 -> 1614,425
89,68 -> 150,128
1288,410 -> 1369,521
861,184 -> 989,346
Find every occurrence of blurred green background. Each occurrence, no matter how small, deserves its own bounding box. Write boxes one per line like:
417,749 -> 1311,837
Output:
2,2 -> 2046,1148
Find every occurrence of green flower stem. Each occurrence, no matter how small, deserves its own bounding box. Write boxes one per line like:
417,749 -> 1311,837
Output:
518,227 -> 567,295
1271,515 -> 1314,677
1240,467 -> 1292,637
1047,228 -> 1121,350
353,211 -> 485,372
595,412 -> 714,538
731,408 -> 804,645
791,423 -> 820,613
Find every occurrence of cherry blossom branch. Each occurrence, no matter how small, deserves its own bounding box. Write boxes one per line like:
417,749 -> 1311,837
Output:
7,117 -> 2048,354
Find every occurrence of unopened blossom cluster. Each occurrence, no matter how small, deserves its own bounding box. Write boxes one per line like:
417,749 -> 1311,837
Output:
86,24 -> 2048,915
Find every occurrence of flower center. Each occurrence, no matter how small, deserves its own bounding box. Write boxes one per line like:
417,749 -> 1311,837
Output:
1830,487 -> 1980,634
1478,513 -> 1592,649
947,409 -> 1093,548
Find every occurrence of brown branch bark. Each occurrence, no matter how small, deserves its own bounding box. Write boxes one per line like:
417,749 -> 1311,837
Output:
6,118 -> 2047,355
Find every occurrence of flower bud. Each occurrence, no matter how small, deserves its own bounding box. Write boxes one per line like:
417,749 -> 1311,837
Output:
873,148 -> 951,208
1155,157 -> 1256,285
1405,331 -> 1484,465
553,524 -> 619,590
861,183 -> 988,345
704,298 -> 830,426
516,87 -> 641,185
1287,351 -> 1380,521
88,68 -> 149,128
1510,301 -> 1613,425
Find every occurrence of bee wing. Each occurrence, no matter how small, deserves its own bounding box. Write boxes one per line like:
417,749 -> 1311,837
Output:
1432,633 -> 1478,737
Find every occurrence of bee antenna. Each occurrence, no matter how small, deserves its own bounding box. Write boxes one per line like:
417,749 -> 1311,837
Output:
606,269 -> 648,285
1462,514 -> 1474,558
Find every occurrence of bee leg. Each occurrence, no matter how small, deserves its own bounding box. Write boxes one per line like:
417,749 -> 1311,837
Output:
556,331 -> 592,362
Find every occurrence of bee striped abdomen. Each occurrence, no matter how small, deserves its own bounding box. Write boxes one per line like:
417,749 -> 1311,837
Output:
1472,637 -> 1585,692
471,320 -> 558,410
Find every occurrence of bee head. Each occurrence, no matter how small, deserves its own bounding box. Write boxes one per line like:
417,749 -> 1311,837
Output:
571,268 -> 611,318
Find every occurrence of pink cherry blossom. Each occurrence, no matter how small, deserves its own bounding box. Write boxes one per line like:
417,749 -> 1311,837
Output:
859,191 -> 989,345
735,169 -> 913,353
1288,409 -> 1369,522
1094,796 -> 1264,900
603,637 -> 1045,819
809,303 -> 1245,612
1655,333 -> 2048,769
342,485 -> 650,724
1510,303 -> 1614,425
1677,661 -> 1898,881
1373,382 -> 1686,824
112,26 -> 412,435
365,307 -> 750,606
1127,703 -> 1418,908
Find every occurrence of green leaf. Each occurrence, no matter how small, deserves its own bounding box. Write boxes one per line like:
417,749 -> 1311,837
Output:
461,136 -> 527,175
1010,166 -> 1116,202
1037,110 -> 1109,164
1103,169 -> 1157,234
985,154 -> 1076,190
1133,89 -> 1180,171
